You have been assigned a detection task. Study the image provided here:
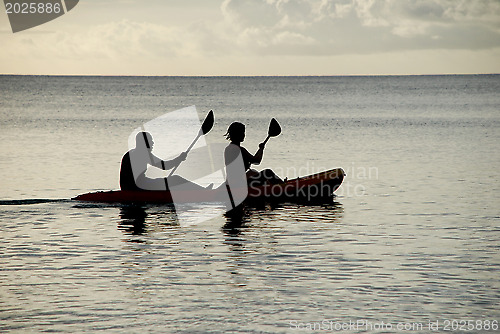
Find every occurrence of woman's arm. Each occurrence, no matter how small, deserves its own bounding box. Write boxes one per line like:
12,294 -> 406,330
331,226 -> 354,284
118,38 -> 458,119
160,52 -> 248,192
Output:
241,144 -> 265,166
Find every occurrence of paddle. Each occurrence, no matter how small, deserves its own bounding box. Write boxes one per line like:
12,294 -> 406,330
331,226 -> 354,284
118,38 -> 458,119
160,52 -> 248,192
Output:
167,110 -> 214,177
262,118 -> 281,146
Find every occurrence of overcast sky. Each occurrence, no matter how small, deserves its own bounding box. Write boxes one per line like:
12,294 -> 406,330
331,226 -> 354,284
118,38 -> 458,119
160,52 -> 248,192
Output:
1,0 -> 499,75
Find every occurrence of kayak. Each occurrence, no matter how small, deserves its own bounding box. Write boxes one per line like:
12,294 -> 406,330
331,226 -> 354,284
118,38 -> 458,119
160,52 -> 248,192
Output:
72,168 -> 344,204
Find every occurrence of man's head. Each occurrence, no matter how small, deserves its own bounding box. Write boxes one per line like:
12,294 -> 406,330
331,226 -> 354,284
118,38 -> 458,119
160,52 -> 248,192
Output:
136,131 -> 154,150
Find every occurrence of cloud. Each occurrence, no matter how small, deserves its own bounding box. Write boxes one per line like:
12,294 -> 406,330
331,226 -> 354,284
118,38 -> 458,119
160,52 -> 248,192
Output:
1,20 -> 206,62
353,0 -> 500,35
5,1 -> 500,59
1,0 -> 499,75
0,18 -> 221,75
220,0 -> 500,55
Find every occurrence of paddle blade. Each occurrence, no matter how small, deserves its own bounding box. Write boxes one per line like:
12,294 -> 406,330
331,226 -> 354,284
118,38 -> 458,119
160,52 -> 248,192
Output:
201,110 -> 214,135
268,118 -> 281,137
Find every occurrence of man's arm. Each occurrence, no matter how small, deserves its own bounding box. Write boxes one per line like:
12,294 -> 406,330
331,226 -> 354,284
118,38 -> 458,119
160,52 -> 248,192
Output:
150,152 -> 187,170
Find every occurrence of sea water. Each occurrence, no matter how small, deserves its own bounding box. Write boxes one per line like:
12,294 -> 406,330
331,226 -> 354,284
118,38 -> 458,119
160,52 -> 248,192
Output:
0,75 -> 499,332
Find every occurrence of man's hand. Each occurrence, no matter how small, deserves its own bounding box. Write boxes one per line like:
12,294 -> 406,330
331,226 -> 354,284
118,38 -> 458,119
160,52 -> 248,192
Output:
179,151 -> 188,161
258,142 -> 266,149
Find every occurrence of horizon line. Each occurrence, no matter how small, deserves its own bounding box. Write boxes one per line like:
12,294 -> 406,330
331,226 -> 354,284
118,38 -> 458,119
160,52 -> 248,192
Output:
1,73 -> 499,78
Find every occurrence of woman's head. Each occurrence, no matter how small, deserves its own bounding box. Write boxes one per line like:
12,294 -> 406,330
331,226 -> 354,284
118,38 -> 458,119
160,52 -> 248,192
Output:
225,122 -> 245,143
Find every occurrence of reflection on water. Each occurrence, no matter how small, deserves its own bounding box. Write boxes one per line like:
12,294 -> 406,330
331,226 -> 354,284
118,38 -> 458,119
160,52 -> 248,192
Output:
119,205 -> 148,235
116,200 -> 344,244
222,202 -> 344,269
116,200 -> 344,237
223,205 -> 252,230
118,204 -> 179,238
223,200 -> 344,230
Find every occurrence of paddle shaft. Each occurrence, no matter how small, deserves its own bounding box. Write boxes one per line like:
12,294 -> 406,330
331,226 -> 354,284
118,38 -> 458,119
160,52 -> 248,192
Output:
165,109 -> 214,177
167,130 -> 202,177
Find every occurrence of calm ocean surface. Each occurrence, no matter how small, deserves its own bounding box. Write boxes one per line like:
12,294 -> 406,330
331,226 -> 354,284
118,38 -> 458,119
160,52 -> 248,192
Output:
1,75 -> 499,333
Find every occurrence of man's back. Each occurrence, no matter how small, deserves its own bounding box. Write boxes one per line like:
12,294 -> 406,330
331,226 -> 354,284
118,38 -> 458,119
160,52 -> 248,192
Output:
119,151 -> 139,190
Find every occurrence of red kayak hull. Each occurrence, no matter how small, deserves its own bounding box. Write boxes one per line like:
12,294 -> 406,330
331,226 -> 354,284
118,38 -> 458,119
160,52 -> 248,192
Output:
73,168 -> 344,204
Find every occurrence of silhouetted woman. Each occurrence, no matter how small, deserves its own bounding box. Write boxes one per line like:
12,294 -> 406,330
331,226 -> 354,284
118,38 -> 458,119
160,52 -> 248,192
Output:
224,122 -> 283,187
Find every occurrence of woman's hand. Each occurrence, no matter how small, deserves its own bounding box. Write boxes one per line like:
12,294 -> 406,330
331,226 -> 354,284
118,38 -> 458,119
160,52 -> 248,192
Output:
258,142 -> 266,149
